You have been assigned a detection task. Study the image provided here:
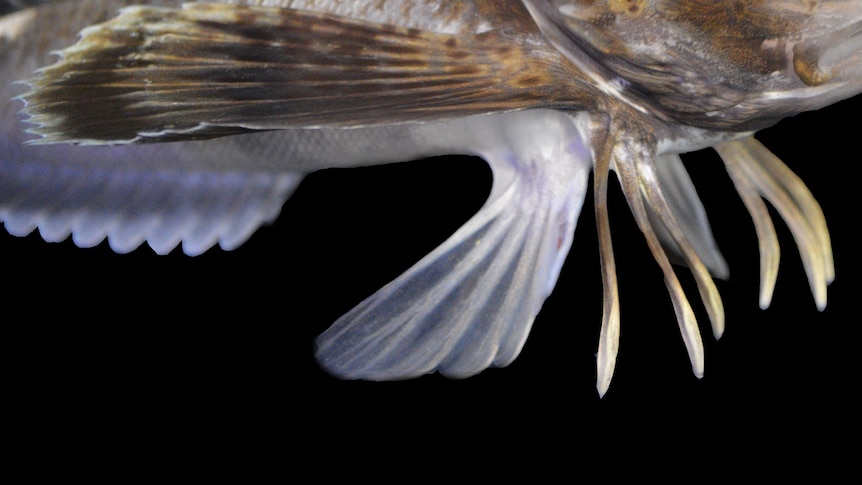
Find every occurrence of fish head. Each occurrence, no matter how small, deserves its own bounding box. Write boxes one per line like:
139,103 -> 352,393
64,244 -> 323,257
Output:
534,0 -> 862,131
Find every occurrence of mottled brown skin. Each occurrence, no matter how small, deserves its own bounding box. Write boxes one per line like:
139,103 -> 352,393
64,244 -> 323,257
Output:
544,0 -> 861,131
16,1 -> 862,142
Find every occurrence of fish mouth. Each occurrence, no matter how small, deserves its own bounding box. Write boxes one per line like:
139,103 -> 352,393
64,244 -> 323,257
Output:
768,18 -> 862,117
818,25 -> 862,89
794,20 -> 862,89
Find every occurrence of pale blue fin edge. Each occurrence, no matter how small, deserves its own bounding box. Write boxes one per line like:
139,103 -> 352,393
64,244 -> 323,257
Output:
0,159 -> 302,256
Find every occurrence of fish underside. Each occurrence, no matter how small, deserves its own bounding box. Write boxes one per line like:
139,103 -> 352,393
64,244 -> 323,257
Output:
1,0 -> 860,395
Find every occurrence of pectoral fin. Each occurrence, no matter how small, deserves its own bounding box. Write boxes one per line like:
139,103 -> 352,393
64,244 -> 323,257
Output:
314,111 -> 591,380
22,2 -> 581,144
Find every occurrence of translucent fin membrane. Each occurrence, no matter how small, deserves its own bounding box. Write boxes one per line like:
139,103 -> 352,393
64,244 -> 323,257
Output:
315,111 -> 592,381
715,137 -> 833,311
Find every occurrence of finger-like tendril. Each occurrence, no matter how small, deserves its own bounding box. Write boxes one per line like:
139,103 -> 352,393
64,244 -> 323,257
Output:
715,137 -> 832,310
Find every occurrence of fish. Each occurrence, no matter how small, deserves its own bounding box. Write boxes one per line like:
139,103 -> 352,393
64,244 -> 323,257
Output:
1,0 -> 860,396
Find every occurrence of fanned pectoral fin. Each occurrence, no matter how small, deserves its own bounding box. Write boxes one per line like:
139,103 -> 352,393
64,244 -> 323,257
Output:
22,3 -> 570,144
315,133 -> 591,381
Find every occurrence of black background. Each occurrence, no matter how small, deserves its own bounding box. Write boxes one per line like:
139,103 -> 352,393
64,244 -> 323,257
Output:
4,94 -> 859,453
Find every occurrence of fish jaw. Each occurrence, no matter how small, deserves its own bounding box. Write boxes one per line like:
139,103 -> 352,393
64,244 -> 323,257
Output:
757,11 -> 862,113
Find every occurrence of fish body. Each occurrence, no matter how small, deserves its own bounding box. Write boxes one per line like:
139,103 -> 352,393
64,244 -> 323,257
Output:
1,0 -> 860,395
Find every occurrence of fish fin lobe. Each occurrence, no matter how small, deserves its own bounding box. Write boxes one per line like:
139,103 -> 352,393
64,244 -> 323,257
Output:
21,3 -> 579,144
315,113 -> 592,380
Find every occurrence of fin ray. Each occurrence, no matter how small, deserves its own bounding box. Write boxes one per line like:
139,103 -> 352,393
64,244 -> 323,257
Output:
315,113 -> 592,380
1,157 -> 302,255
22,3 -> 583,144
